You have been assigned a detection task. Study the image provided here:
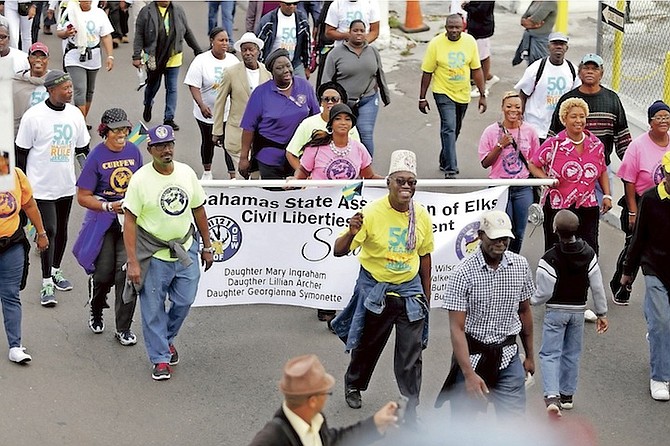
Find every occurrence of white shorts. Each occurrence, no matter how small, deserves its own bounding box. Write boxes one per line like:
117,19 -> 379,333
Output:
476,37 -> 491,60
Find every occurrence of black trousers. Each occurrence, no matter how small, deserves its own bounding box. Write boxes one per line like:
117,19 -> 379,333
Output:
91,222 -> 137,331
36,196 -> 73,278
611,194 -> 640,292
542,203 -> 600,254
345,296 -> 424,416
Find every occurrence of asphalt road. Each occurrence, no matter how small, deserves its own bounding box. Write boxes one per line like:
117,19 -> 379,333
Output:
1,2 -> 664,445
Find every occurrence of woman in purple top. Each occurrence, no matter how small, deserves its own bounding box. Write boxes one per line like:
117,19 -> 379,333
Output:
74,108 -> 143,346
238,48 -> 320,179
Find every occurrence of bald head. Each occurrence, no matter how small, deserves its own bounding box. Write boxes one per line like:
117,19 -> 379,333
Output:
553,209 -> 579,238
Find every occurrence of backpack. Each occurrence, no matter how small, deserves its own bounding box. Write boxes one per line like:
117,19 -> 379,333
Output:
533,57 -> 576,90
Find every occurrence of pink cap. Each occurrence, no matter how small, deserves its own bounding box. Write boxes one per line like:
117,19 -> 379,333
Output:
29,42 -> 49,57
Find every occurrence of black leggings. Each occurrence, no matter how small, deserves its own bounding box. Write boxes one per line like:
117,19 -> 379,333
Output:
36,196 -> 73,278
196,118 -> 234,173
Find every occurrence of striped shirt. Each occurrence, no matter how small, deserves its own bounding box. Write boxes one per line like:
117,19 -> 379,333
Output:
444,249 -> 535,369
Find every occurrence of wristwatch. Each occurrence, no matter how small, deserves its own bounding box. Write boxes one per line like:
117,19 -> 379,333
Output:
201,247 -> 214,254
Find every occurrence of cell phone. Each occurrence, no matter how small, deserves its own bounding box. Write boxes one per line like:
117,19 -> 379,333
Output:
396,395 -> 409,423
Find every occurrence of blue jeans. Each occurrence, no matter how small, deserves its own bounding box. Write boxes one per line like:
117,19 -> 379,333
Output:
539,310 -> 585,397
506,186 -> 533,254
0,244 -> 25,348
139,242 -> 201,364
208,1 -> 235,44
595,164 -> 615,206
356,93 -> 379,157
450,352 -> 526,418
433,92 -> 468,174
144,66 -> 179,122
643,275 -> 670,382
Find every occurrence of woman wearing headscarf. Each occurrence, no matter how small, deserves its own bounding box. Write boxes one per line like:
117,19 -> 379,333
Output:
478,91 -> 540,253
0,152 -> 48,364
184,27 -> 240,180
611,100 -> 670,305
239,48 -> 320,179
528,97 -> 612,254
322,19 -> 390,157
73,108 -> 143,345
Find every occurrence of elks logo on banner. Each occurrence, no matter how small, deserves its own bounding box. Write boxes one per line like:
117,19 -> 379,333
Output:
194,186 -> 508,309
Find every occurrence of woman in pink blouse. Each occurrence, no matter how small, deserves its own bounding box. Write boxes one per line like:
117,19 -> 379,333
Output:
528,97 -> 613,253
295,104 -> 382,181
610,100 -> 670,305
479,91 -> 540,253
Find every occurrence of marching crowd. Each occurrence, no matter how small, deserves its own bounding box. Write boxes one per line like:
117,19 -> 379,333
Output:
1,1 -> 670,444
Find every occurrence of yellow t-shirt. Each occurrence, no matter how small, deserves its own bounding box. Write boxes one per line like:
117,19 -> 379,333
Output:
0,168 -> 32,238
348,195 -> 434,284
158,5 -> 183,68
421,32 -> 481,104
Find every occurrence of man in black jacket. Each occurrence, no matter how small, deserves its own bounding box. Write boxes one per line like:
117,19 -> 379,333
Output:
256,0 -> 311,78
132,1 -> 201,130
248,354 -> 398,445
622,152 -> 670,401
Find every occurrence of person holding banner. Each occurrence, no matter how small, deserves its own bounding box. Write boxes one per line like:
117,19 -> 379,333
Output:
73,108 -> 142,345
331,150 -> 433,424
0,155 -> 49,364
122,124 -> 214,381
528,97 -> 612,255
294,104 -> 381,182
478,91 -> 540,254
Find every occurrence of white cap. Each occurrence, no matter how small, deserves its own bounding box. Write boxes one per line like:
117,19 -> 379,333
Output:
479,210 -> 515,239
234,32 -> 264,54
388,150 -> 417,176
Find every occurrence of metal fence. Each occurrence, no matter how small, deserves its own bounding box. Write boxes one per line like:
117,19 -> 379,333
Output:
596,0 -> 670,112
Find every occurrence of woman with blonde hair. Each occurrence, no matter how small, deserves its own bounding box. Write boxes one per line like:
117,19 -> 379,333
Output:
528,97 -> 612,253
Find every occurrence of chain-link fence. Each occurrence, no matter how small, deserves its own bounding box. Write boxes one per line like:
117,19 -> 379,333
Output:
597,0 -> 670,113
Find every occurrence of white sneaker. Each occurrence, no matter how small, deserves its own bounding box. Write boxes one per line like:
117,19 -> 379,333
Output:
584,309 -> 598,322
470,87 -> 490,98
9,346 -> 32,364
486,74 -> 500,88
201,171 -> 213,181
650,379 -> 670,401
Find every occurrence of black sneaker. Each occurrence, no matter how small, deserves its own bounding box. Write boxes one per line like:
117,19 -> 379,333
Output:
345,389 -> 362,409
544,395 -> 562,418
143,104 -> 152,122
169,344 -> 179,365
115,329 -> 137,346
152,363 -> 171,381
89,308 -> 104,334
559,394 -> 574,410
163,120 -> 180,131
612,286 -> 631,306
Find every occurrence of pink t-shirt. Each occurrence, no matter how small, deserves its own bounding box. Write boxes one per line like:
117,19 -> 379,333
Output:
617,131 -> 670,196
478,122 -> 540,179
300,140 -> 372,180
530,130 -> 607,209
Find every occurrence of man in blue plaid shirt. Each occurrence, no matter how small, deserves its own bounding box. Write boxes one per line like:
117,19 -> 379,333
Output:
437,210 -> 535,418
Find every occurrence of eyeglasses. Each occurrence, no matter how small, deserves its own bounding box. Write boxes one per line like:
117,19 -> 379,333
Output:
321,96 -> 341,104
652,115 -> 670,123
0,35 -> 9,41
29,54 -> 48,60
150,142 -> 175,151
109,127 -> 131,134
392,177 -> 417,187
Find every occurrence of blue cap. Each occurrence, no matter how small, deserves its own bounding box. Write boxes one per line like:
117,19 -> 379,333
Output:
147,124 -> 175,145
581,53 -> 604,67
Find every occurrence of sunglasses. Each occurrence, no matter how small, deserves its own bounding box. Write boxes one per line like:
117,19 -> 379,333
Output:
392,177 -> 417,187
321,96 -> 341,104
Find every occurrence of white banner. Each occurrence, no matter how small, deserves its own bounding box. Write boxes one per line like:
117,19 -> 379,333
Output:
194,185 -> 508,308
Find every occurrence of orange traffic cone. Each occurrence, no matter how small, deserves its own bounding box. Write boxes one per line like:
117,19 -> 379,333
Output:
398,1 -> 429,33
